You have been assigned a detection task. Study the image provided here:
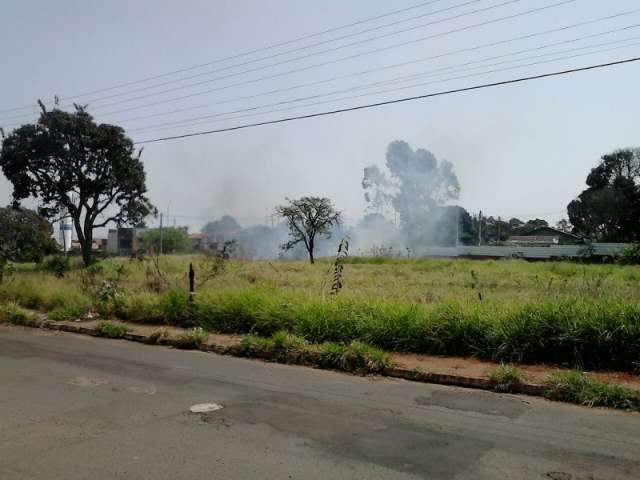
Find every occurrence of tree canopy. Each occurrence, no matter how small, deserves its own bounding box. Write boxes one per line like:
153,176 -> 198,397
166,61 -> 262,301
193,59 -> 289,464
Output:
275,197 -> 341,264
362,140 -> 460,246
141,227 -> 191,254
0,104 -> 156,265
201,215 -> 241,236
0,207 -> 58,280
568,148 -> 640,242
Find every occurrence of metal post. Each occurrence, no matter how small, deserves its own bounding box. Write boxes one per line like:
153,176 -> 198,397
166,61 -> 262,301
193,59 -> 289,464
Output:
188,262 -> 196,317
159,213 -> 164,255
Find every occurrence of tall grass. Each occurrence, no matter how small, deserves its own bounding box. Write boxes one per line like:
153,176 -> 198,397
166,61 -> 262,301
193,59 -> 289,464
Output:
2,256 -> 640,371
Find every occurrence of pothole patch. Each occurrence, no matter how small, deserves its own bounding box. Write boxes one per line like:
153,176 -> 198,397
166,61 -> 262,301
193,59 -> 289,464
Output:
127,386 -> 157,395
189,403 -> 224,413
67,377 -> 108,387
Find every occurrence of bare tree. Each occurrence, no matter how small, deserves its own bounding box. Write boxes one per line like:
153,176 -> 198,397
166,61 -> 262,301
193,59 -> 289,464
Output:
275,197 -> 341,264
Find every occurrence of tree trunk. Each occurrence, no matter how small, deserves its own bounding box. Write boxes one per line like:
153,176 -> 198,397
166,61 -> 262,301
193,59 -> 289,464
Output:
308,238 -> 315,264
81,227 -> 94,266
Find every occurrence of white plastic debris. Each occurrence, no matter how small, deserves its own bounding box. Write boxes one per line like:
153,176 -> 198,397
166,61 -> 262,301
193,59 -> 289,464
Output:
189,403 -> 223,413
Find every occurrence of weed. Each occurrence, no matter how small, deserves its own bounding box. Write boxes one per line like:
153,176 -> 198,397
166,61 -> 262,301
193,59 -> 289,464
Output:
489,364 -> 525,392
147,327 -> 171,344
174,327 -> 208,349
544,371 -> 640,411
0,303 -> 36,326
94,320 -> 129,338
330,238 -> 349,296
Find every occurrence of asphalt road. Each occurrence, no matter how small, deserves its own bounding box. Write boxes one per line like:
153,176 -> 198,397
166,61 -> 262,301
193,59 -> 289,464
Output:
1,326 -> 639,480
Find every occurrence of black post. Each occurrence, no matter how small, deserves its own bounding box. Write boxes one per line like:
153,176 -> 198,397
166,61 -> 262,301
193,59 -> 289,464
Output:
188,262 -> 195,309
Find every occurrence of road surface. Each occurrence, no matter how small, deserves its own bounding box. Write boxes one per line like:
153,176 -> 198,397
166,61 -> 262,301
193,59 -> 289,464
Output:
1,326 -> 639,479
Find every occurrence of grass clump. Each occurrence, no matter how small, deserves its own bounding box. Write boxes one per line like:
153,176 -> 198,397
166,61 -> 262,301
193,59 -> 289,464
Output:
318,341 -> 392,374
240,331 -> 393,374
147,327 -> 171,344
544,370 -> 640,411
489,364 -> 525,392
94,320 -> 129,338
0,303 -> 37,326
174,327 -> 208,349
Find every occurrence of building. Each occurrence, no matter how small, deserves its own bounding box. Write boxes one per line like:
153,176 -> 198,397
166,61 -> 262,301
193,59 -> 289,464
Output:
505,227 -> 583,247
106,228 -> 148,256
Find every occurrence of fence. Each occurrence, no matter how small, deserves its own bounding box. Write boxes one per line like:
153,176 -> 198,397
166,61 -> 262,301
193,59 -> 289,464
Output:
413,243 -> 628,260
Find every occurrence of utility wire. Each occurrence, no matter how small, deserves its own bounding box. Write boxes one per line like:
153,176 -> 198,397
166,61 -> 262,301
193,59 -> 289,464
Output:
86,9 -> 640,125
0,0 -> 450,114
132,56 -> 640,145
0,0 -> 494,118
129,40 -> 640,134
124,34 -> 640,132
107,22 -> 640,126
1,0 -> 570,122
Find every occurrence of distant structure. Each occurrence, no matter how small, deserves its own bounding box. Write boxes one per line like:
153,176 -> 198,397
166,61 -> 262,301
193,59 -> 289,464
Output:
107,227 -> 148,256
505,226 -> 583,246
59,213 -> 73,252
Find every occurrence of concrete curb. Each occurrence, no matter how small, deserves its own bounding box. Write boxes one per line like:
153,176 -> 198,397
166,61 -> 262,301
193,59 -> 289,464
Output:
26,318 -> 549,399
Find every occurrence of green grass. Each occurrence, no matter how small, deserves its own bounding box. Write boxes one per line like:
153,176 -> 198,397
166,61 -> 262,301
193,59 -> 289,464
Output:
489,364 -> 525,392
544,371 -> 640,411
0,303 -> 37,326
2,255 -> 640,371
240,332 -> 392,374
94,320 -> 129,338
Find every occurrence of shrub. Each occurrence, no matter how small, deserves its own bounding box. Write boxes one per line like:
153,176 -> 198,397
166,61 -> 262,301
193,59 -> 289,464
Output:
544,371 -> 640,411
94,320 -> 129,338
43,256 -> 70,278
618,243 -> 640,265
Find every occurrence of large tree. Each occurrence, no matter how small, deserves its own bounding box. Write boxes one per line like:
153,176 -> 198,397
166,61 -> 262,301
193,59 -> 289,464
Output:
275,197 -> 341,264
0,206 -> 58,281
568,148 -> 640,242
201,214 -> 241,237
362,140 -> 460,246
0,104 -> 156,265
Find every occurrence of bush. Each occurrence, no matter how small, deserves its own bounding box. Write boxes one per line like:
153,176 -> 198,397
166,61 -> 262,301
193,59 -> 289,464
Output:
618,243 -> 640,265
94,320 -> 129,338
43,256 -> 71,278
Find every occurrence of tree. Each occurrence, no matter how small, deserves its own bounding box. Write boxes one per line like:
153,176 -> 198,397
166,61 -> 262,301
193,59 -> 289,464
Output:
568,148 -> 640,241
0,206 -> 58,282
275,197 -> 341,264
0,104 -> 156,266
201,214 -> 241,237
141,227 -> 191,254
362,140 -> 460,246
555,218 -> 572,233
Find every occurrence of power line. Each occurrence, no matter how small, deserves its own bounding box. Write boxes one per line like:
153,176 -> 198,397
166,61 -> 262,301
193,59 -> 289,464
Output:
108,21 -> 640,127
0,0 -> 449,114
133,56 -> 640,145
125,35 -> 640,133
0,0 -> 496,118
1,0 -> 572,123
128,40 -> 640,134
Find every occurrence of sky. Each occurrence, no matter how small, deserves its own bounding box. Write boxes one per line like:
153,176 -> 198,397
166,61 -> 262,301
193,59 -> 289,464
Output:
1,0 -> 640,235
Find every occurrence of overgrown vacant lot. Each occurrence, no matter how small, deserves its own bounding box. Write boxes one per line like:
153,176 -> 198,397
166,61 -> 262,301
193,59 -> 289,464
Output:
2,256 -> 640,371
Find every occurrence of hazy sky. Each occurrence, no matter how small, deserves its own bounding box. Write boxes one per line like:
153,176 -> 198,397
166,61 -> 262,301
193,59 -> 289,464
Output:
2,0 -> 639,234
